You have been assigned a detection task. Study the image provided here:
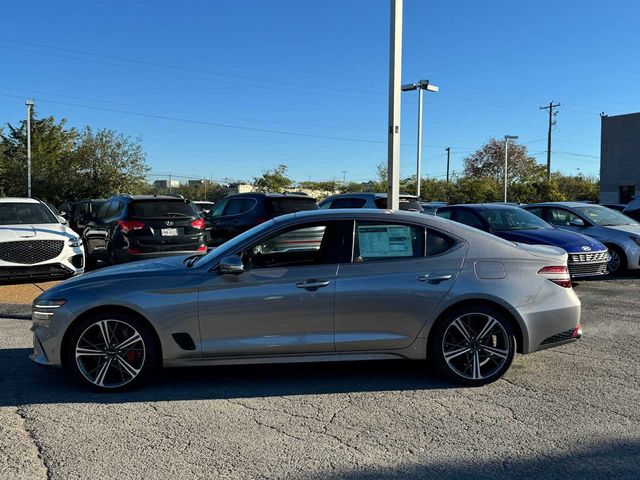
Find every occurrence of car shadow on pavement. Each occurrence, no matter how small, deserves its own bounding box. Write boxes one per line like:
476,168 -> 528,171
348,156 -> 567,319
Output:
0,347 -> 454,407
288,438 -> 640,480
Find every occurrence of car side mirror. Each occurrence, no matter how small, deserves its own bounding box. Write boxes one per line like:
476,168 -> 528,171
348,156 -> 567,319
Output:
569,219 -> 585,227
57,215 -> 68,225
218,255 -> 244,274
60,211 -> 68,218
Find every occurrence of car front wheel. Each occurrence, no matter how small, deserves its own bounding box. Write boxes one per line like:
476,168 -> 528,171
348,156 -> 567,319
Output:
606,246 -> 627,275
65,313 -> 159,391
430,306 -> 516,386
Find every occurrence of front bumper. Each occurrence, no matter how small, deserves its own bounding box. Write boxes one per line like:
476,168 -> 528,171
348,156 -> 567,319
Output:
0,245 -> 84,283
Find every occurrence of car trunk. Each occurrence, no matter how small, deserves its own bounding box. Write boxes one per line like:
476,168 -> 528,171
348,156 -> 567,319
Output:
127,200 -> 202,251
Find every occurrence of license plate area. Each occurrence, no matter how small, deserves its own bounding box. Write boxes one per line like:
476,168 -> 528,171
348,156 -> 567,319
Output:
161,228 -> 179,236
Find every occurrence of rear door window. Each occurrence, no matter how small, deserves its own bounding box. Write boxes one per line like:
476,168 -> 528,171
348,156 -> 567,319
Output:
453,210 -> 485,229
130,200 -> 196,218
267,198 -> 318,216
427,229 -> 456,256
330,197 -> 367,209
223,198 -> 256,216
354,221 -> 425,262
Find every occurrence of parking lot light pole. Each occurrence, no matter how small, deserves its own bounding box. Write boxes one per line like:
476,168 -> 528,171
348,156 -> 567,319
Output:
387,0 -> 403,211
503,135 -> 518,202
401,80 -> 439,199
25,99 -> 34,197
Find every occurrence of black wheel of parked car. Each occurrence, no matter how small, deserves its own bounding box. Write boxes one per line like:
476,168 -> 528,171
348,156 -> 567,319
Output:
430,306 -> 516,386
64,312 -> 159,392
606,245 -> 627,276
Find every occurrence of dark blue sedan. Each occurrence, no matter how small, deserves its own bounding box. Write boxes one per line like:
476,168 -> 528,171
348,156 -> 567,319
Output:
436,204 -> 609,278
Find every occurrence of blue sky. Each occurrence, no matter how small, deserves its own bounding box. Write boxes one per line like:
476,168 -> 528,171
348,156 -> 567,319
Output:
1,0 -> 639,185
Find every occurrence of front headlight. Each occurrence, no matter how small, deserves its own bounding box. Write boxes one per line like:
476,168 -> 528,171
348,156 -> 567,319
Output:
68,236 -> 82,248
32,299 -> 66,321
630,236 -> 640,247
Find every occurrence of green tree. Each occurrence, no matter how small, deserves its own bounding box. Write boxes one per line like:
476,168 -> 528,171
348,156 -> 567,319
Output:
554,173 -> 599,202
0,113 -> 150,204
252,164 -> 293,193
463,138 -> 546,183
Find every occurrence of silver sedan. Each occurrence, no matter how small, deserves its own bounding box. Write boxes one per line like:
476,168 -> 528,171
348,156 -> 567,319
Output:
31,209 -> 582,391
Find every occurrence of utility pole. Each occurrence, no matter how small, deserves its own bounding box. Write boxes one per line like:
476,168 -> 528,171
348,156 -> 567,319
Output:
169,174 -> 172,193
25,99 -> 34,197
445,147 -> 451,183
540,101 -> 560,180
342,171 -> 347,187
387,0 -> 403,210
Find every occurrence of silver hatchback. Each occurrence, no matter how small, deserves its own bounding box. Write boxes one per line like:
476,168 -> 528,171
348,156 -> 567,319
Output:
31,210 -> 582,391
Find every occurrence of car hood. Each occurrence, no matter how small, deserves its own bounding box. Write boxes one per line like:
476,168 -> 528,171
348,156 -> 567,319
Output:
496,228 -> 606,253
0,223 -> 76,241
603,224 -> 640,235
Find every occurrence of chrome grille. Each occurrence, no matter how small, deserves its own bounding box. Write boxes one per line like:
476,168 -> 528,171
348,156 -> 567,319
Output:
569,251 -> 608,263
0,240 -> 65,264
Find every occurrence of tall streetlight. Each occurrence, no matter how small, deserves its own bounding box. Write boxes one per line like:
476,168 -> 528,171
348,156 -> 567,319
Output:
402,80 -> 439,199
503,135 -> 518,202
25,99 -> 35,197
387,0 -> 403,210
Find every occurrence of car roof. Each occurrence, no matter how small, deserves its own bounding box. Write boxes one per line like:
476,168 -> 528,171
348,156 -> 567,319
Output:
0,197 -> 41,204
224,192 -> 312,199
440,203 -> 522,210
526,202 -> 594,208
323,192 -> 417,200
115,195 -> 191,201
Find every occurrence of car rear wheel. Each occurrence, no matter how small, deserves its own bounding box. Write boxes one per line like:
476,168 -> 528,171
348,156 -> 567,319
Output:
606,245 -> 626,275
430,306 -> 516,386
65,313 -> 159,391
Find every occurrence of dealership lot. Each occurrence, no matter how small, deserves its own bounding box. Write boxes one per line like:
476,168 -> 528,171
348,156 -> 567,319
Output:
0,277 -> 639,480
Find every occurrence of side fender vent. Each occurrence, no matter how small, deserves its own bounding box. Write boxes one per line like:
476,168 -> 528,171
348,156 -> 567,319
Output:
172,333 -> 196,351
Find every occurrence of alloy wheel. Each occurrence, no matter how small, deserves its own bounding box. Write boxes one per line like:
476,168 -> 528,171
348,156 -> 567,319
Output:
442,313 -> 510,381
75,319 -> 146,389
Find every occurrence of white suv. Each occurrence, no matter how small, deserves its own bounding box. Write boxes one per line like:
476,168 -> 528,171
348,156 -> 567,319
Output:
0,198 -> 85,282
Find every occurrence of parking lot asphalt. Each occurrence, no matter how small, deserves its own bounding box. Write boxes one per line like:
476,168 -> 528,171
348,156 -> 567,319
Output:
0,277 -> 638,480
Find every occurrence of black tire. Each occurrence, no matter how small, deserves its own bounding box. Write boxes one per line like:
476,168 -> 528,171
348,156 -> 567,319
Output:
64,312 -> 159,392
83,244 -> 97,270
429,305 -> 516,386
606,245 -> 627,276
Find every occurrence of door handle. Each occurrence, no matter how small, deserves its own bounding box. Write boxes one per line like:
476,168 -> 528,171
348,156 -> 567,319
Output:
296,280 -> 330,290
417,274 -> 452,283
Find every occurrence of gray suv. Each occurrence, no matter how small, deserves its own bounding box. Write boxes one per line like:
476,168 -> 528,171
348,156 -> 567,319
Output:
319,193 -> 423,212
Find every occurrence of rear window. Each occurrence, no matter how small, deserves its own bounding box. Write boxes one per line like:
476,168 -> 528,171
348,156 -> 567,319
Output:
0,202 -> 58,225
267,198 -> 319,216
129,200 -> 196,218
374,197 -> 423,212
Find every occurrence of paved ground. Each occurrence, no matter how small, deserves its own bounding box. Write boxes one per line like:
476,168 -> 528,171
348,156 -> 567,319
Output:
0,282 -> 58,305
0,277 -> 639,479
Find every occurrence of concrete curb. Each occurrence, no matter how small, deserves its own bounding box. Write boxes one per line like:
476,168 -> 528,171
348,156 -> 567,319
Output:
0,304 -> 31,320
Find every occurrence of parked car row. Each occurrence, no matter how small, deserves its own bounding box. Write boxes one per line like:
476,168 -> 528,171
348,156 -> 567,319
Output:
2,190 -> 639,283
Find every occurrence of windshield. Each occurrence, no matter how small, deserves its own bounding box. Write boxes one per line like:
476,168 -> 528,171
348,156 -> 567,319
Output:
0,202 -> 59,225
193,219 -> 277,266
574,205 -> 638,226
129,200 -> 196,218
478,208 -> 551,231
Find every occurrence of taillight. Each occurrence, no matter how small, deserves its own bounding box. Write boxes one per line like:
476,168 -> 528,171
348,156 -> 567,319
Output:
117,220 -> 145,233
197,245 -> 207,252
191,218 -> 205,229
538,265 -> 572,288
